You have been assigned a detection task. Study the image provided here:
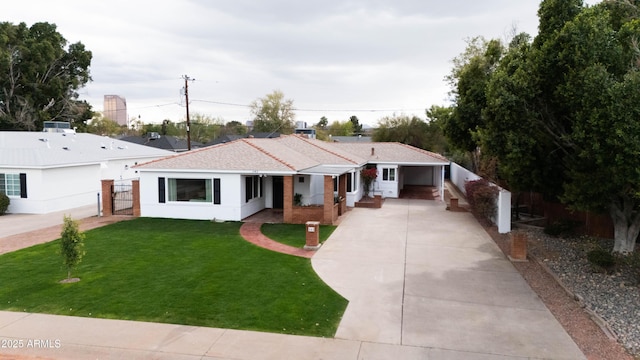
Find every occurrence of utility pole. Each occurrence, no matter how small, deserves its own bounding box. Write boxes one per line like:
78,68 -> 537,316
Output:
182,75 -> 195,150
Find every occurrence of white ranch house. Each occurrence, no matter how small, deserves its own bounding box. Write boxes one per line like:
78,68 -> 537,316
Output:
0,131 -> 172,214
135,135 -> 449,224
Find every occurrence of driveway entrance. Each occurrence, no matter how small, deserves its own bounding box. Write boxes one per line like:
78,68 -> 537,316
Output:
312,199 -> 585,359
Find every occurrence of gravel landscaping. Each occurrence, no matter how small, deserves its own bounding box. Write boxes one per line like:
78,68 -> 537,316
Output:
525,228 -> 640,356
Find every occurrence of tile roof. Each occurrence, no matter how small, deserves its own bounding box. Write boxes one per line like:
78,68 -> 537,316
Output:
135,135 -> 449,174
135,139 -> 298,173
331,142 -> 449,164
0,132 -> 173,168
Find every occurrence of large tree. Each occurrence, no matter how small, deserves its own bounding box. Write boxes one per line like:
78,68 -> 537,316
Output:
249,90 -> 295,134
0,22 -> 93,131
373,114 -> 430,149
443,37 -> 504,171
477,0 -> 640,253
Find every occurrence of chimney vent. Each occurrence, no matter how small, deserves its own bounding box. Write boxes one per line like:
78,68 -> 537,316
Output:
371,147 -> 375,156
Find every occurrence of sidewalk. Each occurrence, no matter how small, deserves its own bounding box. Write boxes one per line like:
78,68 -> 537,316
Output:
0,199 -> 585,359
0,206 -> 131,255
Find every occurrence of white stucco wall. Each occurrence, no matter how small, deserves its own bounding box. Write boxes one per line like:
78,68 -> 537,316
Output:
139,171 -> 243,221
375,165 -> 399,198
450,162 -> 511,233
293,175 -> 313,206
3,164 -> 101,214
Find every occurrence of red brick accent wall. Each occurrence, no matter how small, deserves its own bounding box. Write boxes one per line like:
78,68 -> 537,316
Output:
132,179 -> 141,217
292,206 -> 324,224
101,179 -> 114,216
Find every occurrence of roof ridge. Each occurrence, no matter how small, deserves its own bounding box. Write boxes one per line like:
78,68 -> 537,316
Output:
395,142 -> 449,161
134,140 -> 230,168
290,135 -> 360,164
242,138 -> 297,170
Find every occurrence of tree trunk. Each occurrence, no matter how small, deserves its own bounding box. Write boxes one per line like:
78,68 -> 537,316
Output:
609,196 -> 640,254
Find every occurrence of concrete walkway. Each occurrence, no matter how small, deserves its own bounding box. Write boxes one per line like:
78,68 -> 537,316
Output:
0,200 -> 585,359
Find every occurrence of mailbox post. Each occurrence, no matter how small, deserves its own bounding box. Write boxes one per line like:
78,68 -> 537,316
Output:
304,221 -> 321,250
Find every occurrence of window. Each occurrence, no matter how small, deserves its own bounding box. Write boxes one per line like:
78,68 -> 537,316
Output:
0,173 -> 26,198
168,178 -> 212,202
347,172 -> 353,192
245,175 -> 261,202
382,168 -> 396,181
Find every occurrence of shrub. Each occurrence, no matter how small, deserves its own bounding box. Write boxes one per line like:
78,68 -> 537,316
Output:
587,248 -> 616,269
0,193 -> 9,215
544,220 -> 579,237
464,179 -> 498,222
620,250 -> 640,284
60,215 -> 86,281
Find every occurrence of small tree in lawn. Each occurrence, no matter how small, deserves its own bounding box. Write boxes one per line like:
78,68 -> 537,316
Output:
60,215 -> 85,282
361,167 -> 378,198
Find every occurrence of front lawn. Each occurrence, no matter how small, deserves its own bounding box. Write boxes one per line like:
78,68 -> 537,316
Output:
261,224 -> 336,248
0,218 -> 347,337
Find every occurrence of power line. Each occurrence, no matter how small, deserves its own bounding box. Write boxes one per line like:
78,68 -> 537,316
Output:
191,99 -> 424,113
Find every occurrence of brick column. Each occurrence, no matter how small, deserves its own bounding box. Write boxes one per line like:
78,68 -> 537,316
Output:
283,176 -> 294,223
323,175 -> 334,224
132,179 -> 141,217
509,231 -> 528,262
101,179 -> 114,216
338,174 -> 347,215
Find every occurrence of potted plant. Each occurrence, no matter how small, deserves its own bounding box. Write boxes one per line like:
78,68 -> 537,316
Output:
294,193 -> 303,206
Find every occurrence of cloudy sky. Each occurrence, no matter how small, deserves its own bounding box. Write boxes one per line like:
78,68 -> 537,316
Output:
5,1 -> 599,127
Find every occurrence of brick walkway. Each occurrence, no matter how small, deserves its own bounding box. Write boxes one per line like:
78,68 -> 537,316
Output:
238,222 -> 315,258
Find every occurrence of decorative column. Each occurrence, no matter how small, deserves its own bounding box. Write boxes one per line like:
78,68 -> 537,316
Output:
323,175 -> 334,224
283,176 -> 294,223
338,173 -> 347,215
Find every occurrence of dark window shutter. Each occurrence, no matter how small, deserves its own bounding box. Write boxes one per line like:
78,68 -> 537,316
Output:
245,177 -> 252,202
347,173 -> 353,192
158,177 -> 166,203
213,178 -> 221,205
19,173 -> 27,198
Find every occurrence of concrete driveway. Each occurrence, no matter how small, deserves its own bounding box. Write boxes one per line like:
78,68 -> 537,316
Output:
312,198 -> 586,359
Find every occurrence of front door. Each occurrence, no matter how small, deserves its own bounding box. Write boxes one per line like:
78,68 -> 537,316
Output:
272,176 -> 284,209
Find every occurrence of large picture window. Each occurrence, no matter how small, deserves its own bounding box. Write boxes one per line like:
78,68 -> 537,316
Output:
168,178 -> 212,202
0,173 -> 26,198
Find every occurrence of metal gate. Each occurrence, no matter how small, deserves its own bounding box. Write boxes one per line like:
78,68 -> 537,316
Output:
112,183 -> 133,215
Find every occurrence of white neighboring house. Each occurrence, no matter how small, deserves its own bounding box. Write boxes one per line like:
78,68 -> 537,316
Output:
0,131 -> 172,214
135,135 -> 449,222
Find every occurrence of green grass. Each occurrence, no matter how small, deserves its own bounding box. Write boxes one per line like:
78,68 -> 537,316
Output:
0,218 -> 347,337
260,224 -> 337,248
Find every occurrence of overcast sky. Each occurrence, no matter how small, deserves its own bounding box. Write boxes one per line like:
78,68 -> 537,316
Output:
5,1 -> 599,127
